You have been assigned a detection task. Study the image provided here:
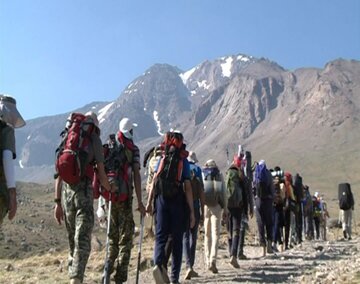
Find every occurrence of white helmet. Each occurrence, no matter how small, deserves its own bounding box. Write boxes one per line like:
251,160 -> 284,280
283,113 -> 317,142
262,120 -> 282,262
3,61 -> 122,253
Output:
119,117 -> 137,139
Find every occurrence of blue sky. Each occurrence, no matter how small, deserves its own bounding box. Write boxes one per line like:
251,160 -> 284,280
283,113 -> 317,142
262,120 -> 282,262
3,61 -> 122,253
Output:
1,0 -> 359,120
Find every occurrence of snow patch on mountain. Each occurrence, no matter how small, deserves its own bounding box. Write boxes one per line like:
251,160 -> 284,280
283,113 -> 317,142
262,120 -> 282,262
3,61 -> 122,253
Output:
237,54 -> 251,62
98,102 -> 114,124
180,66 -> 197,85
221,57 -> 233,77
153,111 -> 164,135
197,80 -> 210,90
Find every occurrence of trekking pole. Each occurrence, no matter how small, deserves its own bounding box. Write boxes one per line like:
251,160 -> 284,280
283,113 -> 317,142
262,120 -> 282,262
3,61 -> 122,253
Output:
226,147 -> 229,166
136,214 -> 145,284
353,209 -> 357,235
102,194 -> 112,284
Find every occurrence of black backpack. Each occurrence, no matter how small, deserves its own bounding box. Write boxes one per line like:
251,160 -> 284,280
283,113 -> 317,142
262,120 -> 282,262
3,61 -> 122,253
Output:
155,146 -> 183,199
338,183 -> 354,210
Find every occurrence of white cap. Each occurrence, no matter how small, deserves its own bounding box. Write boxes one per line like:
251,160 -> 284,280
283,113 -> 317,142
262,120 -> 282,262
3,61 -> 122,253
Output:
188,151 -> 199,163
119,117 -> 138,139
205,159 -> 217,168
85,111 -> 99,127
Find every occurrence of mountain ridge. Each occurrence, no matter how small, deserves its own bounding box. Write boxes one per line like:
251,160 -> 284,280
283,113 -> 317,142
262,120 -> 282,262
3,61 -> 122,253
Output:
14,54 -> 360,193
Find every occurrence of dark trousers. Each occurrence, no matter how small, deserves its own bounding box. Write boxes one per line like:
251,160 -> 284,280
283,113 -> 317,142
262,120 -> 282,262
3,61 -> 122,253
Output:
295,206 -> 303,243
227,207 -> 242,257
305,214 -> 314,239
272,205 -> 284,244
154,194 -> 186,282
314,216 -> 320,239
284,208 -> 291,248
183,205 -> 200,269
255,198 -> 273,245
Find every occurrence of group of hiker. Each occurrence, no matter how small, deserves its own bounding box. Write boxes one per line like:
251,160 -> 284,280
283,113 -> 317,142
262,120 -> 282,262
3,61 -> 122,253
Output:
0,94 -> 356,284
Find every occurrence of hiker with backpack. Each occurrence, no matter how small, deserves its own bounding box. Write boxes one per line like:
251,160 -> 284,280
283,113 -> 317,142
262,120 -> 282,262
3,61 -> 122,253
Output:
54,111 -> 112,284
271,167 -> 285,252
0,95 -> 26,233
100,117 -> 146,284
303,185 -> 314,240
338,183 -> 355,240
226,149 -> 253,268
283,172 -> 296,249
183,151 -> 205,280
145,131 -> 195,284
143,145 -> 162,238
253,160 -> 274,256
202,159 -> 227,274
312,192 -> 322,240
293,173 -> 304,244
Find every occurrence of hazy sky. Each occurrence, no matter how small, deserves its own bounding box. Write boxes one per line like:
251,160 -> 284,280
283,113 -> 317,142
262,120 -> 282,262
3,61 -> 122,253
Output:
1,0 -> 359,120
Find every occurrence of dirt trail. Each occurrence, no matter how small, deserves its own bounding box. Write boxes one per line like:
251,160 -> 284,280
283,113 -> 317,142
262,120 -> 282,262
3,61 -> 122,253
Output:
129,235 -> 360,284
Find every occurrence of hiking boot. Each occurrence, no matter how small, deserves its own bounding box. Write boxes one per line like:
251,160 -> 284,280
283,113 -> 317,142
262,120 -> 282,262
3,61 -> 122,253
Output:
184,268 -> 192,280
343,230 -> 347,240
238,253 -> 247,260
230,256 -> 240,268
153,265 -> 165,284
190,269 -> 199,278
272,242 -> 279,253
267,242 -> 273,254
262,245 -> 266,257
209,262 -> 218,274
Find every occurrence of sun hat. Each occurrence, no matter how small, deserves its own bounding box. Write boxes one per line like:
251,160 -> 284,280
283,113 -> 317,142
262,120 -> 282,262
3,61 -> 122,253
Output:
188,151 -> 199,163
0,94 -> 26,128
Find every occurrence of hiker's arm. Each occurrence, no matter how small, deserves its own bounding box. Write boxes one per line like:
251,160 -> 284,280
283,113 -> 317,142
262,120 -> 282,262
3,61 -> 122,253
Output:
184,180 -> 195,228
54,176 -> 64,225
133,162 -> 146,215
145,178 -> 155,214
3,149 -> 17,220
96,162 -> 111,192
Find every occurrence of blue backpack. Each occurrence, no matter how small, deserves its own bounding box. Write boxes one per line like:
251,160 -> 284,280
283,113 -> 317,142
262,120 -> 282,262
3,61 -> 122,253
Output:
254,163 -> 270,198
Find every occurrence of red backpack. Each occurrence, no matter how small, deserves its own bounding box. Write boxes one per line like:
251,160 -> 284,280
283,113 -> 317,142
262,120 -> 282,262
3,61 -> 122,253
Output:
155,131 -> 189,198
55,113 -> 98,184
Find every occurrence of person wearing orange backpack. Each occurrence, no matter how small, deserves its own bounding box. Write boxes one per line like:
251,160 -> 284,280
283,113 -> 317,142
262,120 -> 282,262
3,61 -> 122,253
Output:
54,111 -> 111,284
146,131 -> 195,284
0,95 -> 26,236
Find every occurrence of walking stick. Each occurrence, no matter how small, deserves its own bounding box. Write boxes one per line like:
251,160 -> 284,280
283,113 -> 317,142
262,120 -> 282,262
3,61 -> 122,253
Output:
102,194 -> 112,284
136,214 -> 145,284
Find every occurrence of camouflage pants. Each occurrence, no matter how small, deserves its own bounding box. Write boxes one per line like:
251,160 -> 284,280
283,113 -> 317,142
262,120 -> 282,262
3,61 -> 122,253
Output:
62,181 -> 94,282
108,200 -> 135,283
0,182 -> 9,226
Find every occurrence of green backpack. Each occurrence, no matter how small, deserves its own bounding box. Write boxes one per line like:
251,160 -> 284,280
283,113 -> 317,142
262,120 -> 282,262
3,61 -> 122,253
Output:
226,167 -> 243,208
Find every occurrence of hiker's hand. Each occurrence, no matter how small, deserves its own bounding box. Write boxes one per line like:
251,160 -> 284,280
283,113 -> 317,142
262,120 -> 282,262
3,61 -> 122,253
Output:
110,182 -> 118,193
8,188 -> 17,221
54,203 -> 64,225
138,202 -> 146,216
190,211 -> 195,229
145,203 -> 153,215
